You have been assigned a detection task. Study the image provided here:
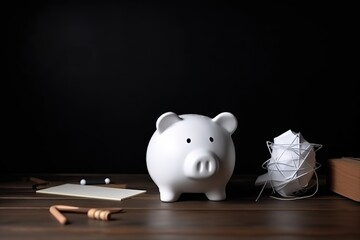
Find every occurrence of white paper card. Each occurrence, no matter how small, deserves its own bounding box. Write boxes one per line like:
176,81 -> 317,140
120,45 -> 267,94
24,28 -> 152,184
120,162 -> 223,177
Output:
36,183 -> 146,201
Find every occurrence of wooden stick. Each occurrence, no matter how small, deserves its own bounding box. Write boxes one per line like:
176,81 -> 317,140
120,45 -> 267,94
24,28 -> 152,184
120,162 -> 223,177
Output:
55,205 -> 123,214
29,177 -> 49,189
49,206 -> 67,225
49,205 -> 124,224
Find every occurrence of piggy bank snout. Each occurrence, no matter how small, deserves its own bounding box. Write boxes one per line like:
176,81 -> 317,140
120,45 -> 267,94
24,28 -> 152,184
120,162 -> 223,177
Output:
183,150 -> 218,179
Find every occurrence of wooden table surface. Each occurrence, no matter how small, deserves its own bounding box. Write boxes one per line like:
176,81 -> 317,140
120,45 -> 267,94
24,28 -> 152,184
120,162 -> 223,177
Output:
0,174 -> 359,240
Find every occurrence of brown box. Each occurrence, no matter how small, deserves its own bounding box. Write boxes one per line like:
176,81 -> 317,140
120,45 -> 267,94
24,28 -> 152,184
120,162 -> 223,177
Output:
327,157 -> 360,202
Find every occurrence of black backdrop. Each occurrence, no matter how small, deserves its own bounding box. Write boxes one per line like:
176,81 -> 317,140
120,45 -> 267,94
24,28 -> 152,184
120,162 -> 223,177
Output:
4,1 -> 359,175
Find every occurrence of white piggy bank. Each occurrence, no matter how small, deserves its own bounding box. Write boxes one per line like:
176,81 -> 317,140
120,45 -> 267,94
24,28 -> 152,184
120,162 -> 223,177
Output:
146,112 -> 237,202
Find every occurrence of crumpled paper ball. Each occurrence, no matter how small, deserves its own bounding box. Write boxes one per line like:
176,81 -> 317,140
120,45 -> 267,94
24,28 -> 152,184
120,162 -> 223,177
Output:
255,130 -> 322,200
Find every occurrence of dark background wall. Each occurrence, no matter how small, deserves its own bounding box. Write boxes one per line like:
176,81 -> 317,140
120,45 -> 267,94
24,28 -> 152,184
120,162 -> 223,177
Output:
4,0 -> 359,175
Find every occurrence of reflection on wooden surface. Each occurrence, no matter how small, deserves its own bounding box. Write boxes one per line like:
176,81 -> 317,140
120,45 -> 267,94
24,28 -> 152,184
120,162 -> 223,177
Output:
0,174 -> 359,240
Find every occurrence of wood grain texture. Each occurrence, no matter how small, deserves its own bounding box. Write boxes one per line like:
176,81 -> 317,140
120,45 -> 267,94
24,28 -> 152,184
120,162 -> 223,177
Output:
327,157 -> 360,202
0,174 -> 359,240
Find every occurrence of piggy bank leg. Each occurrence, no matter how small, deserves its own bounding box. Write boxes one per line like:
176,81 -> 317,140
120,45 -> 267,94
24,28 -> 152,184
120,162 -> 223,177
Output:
205,188 -> 226,201
159,188 -> 181,202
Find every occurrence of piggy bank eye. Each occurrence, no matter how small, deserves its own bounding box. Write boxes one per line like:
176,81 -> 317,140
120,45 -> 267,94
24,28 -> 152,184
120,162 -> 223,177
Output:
209,137 -> 214,142
186,138 -> 191,143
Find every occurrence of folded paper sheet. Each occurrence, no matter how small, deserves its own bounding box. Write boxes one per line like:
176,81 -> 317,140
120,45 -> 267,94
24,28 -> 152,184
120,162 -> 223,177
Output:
255,130 -> 322,201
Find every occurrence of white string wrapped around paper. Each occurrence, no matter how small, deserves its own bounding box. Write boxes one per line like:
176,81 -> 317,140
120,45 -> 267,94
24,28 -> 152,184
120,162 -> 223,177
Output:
255,130 -> 322,201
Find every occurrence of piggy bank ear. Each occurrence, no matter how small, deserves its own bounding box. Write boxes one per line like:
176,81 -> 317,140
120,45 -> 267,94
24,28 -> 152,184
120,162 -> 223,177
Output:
212,112 -> 237,135
156,112 -> 182,133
